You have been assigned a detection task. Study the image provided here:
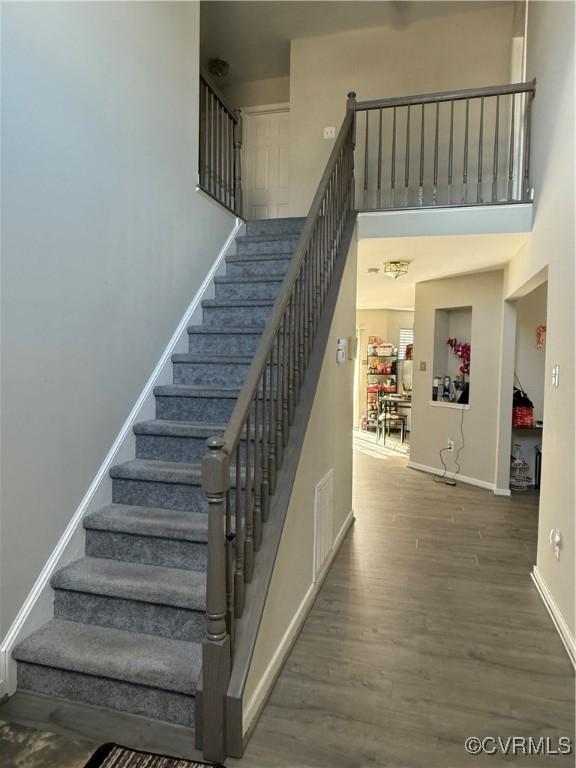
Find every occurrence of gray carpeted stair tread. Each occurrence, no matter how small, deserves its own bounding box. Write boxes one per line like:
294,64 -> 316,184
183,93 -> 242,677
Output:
201,298 -> 275,309
110,459 -> 203,485
133,420 -> 227,438
170,353 -> 252,365
235,233 -> 299,244
245,217 -> 305,236
225,252 -> 292,262
13,620 -> 201,695
154,384 -> 240,398
84,503 -> 208,541
214,274 -> 283,285
187,325 -> 263,335
51,557 -> 205,610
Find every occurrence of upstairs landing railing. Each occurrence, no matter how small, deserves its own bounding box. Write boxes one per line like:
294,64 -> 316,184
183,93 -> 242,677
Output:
353,80 -> 535,210
200,94 -> 356,762
199,72 -> 243,216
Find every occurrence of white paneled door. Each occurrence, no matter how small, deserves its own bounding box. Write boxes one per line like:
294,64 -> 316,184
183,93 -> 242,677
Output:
243,106 -> 290,220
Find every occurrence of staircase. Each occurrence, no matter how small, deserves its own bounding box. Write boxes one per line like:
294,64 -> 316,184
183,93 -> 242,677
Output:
12,217 -> 305,729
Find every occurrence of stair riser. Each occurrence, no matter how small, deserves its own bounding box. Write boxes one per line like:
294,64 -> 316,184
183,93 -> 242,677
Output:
188,332 -> 262,356
18,663 -> 195,726
236,238 -> 297,255
112,478 -> 205,513
172,361 -> 250,387
136,434 -> 254,465
203,304 -> 273,328
54,591 -> 205,643
245,219 -> 304,237
156,394 -> 237,422
136,434 -> 214,464
215,280 -> 282,300
112,478 -> 240,514
85,529 -> 207,571
226,258 -> 289,277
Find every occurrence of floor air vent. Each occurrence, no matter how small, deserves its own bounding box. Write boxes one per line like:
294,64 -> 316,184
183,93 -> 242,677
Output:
314,469 -> 334,581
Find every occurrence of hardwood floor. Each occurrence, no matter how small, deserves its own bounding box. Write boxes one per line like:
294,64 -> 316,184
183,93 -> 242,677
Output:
234,450 -> 574,767
1,450 -> 573,766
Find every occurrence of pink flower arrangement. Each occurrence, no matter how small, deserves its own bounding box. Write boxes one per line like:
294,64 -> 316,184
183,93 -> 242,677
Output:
447,337 -> 471,377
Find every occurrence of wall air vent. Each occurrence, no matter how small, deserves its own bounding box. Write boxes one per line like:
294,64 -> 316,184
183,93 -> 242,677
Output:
313,469 -> 335,581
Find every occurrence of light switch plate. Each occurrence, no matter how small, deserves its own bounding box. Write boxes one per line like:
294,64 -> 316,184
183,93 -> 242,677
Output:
419,361 -> 427,372
552,364 -> 560,387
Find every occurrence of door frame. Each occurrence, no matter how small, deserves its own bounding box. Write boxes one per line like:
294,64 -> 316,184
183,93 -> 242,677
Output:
241,103 -> 290,219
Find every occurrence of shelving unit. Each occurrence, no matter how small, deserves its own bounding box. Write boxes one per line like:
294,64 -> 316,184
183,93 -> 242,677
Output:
366,353 -> 397,432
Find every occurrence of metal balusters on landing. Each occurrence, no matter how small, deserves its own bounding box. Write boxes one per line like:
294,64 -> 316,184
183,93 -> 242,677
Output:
492,94 -> 500,202
405,105 -> 411,205
433,102 -> 439,205
463,97 -> 469,202
198,73 -> 242,216
377,108 -> 383,208
477,96 -> 485,203
418,103 -> 425,206
352,80 -> 535,210
508,93 -> 516,200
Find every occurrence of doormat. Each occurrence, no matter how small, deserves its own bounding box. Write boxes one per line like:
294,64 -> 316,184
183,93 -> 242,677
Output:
84,743 -> 221,768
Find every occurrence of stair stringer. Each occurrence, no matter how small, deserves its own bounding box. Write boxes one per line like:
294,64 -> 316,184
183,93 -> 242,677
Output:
0,219 -> 242,696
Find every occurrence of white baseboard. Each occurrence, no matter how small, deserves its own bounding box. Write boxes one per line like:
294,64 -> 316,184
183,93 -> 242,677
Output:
532,566 -> 576,669
242,509 -> 355,734
494,487 -> 512,497
0,219 -> 242,695
407,461 -> 495,492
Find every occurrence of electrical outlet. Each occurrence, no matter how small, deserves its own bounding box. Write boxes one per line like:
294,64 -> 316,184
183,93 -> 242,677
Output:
447,439 -> 454,452
323,126 -> 336,139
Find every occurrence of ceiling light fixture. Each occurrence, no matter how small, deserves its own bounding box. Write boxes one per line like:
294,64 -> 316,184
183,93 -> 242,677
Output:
382,260 -> 410,279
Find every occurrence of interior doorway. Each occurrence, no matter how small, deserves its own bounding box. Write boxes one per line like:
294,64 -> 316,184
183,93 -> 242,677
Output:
242,104 -> 290,219
510,280 -> 548,494
355,311 -> 414,456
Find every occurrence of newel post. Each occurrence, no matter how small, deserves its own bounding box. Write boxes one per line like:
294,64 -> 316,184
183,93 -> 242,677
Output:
233,109 -> 243,217
201,437 -> 231,763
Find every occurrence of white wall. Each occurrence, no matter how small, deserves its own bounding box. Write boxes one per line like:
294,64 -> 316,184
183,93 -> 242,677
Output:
222,76 -> 290,109
0,2 -> 234,641
410,271 -> 504,487
289,4 -> 515,214
243,234 -> 357,730
504,1 -> 575,638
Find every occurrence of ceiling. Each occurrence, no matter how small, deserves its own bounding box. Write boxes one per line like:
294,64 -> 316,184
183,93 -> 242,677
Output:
200,1 -> 513,85
357,233 -> 529,310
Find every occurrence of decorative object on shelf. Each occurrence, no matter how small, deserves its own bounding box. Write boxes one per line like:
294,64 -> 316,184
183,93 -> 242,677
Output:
446,337 -> 471,377
512,385 -> 535,428
510,443 -> 532,492
382,260 -> 410,279
536,324 -> 547,349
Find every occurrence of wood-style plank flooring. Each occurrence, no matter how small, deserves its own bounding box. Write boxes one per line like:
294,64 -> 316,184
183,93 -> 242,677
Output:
1,449 -> 573,767
234,449 -> 574,767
